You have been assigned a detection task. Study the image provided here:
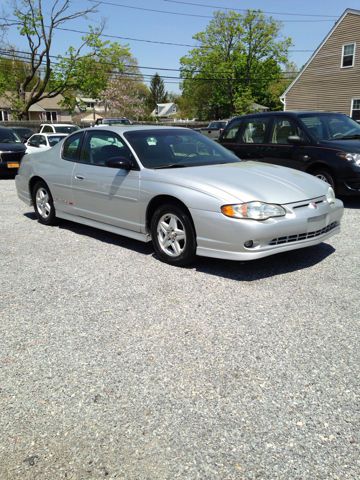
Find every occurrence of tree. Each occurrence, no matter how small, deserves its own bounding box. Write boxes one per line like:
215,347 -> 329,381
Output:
0,1 -> 137,119
234,88 -> 255,115
180,10 -> 292,120
146,73 -> 168,112
100,75 -> 149,120
0,53 -> 40,95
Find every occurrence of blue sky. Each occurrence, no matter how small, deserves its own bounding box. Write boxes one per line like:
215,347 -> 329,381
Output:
3,0 -> 360,93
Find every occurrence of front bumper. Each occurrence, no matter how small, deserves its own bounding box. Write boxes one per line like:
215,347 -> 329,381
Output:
0,160 -> 21,174
192,197 -> 344,261
338,168 -> 360,195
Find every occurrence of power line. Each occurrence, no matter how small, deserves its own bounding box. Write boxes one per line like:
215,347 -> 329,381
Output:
163,0 -> 338,19
0,16 -> 314,52
0,49 -> 300,81
87,0 -> 335,22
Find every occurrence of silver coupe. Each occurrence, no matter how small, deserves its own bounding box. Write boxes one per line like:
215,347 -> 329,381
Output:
16,126 -> 344,266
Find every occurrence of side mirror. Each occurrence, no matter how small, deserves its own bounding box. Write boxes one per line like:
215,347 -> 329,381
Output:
105,157 -> 132,170
288,135 -> 305,145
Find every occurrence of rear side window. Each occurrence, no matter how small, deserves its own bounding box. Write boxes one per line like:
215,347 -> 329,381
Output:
241,118 -> 270,144
222,119 -> 242,141
62,132 -> 83,161
271,118 -> 304,144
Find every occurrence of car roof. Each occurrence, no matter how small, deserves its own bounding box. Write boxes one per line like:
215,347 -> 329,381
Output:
31,132 -> 67,136
40,123 -> 76,126
86,125 -> 190,134
231,111 -> 348,120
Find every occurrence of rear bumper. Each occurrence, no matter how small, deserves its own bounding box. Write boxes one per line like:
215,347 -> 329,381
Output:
15,174 -> 32,206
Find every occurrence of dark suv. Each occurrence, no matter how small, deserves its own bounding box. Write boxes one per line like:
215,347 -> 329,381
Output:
219,111 -> 360,195
0,127 -> 26,175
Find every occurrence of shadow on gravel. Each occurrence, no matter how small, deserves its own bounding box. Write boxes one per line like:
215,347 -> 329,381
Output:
195,243 -> 336,281
24,212 -> 336,280
0,174 -> 16,180
24,212 -> 153,256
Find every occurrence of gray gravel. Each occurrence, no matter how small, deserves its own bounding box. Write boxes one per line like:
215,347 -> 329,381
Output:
0,178 -> 359,480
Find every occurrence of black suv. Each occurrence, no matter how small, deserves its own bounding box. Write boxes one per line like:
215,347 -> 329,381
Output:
0,127 -> 26,175
219,111 -> 360,195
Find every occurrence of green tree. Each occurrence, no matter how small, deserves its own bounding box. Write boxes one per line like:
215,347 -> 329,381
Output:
0,1 -> 138,119
146,73 -> 168,112
234,87 -> 255,115
180,10 -> 292,120
0,53 -> 40,95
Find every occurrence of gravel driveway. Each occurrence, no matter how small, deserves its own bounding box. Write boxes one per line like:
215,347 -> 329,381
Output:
0,178 -> 359,479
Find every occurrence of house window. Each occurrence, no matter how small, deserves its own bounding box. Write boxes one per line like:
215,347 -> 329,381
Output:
351,99 -> 360,121
341,43 -> 355,68
0,110 -> 9,121
46,111 -> 57,122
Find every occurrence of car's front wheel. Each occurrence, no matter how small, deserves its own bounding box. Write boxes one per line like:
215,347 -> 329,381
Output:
32,180 -> 57,225
151,204 -> 196,266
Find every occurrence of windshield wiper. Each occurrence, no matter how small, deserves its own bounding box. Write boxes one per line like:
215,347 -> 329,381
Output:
154,163 -> 188,169
336,134 -> 360,140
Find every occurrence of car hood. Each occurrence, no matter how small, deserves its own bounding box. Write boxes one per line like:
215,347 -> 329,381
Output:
320,139 -> 360,152
0,142 -> 26,152
149,162 -> 329,204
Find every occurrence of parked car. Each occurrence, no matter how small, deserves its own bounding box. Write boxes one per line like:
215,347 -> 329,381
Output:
0,126 -> 26,174
95,117 -> 132,126
10,127 -> 35,143
25,133 -> 67,154
16,126 -> 343,266
219,111 -> 360,196
39,123 -> 80,134
198,120 -> 229,139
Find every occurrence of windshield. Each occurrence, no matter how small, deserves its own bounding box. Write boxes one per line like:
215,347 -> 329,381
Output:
0,129 -> 22,143
54,125 -> 80,134
48,135 -> 66,147
124,129 -> 240,169
209,121 -> 226,129
104,119 -> 131,125
298,113 -> 360,141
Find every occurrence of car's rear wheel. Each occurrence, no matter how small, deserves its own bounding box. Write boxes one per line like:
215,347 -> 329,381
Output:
32,180 -> 57,225
150,204 -> 196,266
312,169 -> 335,191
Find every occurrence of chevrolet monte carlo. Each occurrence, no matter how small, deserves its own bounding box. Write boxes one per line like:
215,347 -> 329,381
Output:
15,126 -> 344,266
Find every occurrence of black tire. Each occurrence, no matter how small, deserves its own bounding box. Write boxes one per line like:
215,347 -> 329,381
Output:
32,180 -> 57,225
150,203 -> 197,266
311,169 -> 336,191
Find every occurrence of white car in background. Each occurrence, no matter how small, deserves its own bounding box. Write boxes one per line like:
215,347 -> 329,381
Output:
25,133 -> 67,154
39,124 -> 80,134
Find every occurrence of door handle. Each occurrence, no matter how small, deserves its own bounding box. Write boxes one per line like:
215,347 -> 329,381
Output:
75,175 -> 84,180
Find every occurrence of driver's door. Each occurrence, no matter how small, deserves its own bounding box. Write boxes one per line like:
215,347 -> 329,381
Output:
71,130 -> 142,232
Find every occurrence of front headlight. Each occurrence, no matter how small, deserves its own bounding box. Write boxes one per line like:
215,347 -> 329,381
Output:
340,152 -> 360,166
221,201 -> 286,220
326,187 -> 336,204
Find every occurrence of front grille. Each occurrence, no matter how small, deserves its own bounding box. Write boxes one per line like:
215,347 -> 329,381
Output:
292,199 -> 324,210
269,222 -> 338,246
1,151 -> 25,163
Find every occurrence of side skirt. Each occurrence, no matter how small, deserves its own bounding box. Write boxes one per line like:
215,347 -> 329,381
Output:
57,211 -> 152,243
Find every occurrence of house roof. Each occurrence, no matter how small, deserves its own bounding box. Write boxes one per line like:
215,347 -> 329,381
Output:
0,93 -> 67,110
281,8 -> 360,102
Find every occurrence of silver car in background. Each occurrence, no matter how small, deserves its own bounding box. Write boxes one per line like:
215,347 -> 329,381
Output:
16,126 -> 343,266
